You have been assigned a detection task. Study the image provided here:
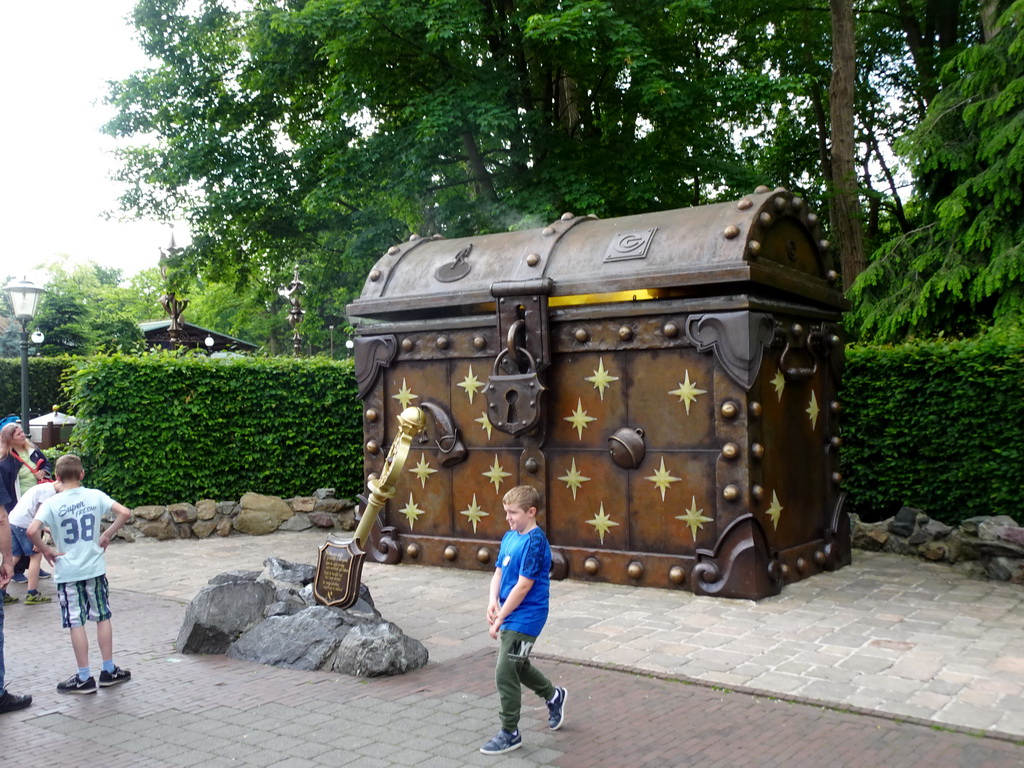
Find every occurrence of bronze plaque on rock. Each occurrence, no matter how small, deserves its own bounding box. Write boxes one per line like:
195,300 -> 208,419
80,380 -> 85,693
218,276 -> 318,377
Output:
313,535 -> 365,608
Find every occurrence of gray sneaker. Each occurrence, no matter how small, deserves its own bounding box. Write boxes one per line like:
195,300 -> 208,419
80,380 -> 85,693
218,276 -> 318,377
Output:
480,729 -> 522,755
547,687 -> 567,730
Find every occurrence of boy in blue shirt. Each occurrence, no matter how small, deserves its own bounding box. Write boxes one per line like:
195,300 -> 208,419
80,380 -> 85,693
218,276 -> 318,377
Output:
481,485 -> 567,755
27,454 -> 133,694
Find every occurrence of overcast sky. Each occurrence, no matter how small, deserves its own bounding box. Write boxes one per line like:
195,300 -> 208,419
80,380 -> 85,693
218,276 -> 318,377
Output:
1,1 -> 189,286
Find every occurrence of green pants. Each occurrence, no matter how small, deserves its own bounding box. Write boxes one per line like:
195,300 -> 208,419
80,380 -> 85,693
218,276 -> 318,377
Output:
495,629 -> 556,731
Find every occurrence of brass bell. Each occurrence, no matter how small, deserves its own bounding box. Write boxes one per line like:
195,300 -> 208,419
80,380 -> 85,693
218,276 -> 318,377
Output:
608,427 -> 646,469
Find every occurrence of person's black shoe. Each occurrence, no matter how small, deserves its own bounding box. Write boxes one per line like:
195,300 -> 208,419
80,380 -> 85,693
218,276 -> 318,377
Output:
56,674 -> 97,694
99,667 -> 132,687
547,686 -> 568,730
0,689 -> 32,713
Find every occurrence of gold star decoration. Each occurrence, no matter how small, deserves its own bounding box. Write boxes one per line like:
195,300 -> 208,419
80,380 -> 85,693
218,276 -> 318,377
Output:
558,458 -> 591,500
458,366 -> 485,404
645,457 -> 681,502
584,358 -> 619,401
676,496 -> 713,540
771,369 -> 786,401
409,455 -> 438,488
460,494 -> 489,533
806,390 -> 820,430
474,412 -> 494,440
766,490 -> 783,530
668,370 -> 707,415
483,455 -> 513,493
586,502 -> 620,545
564,398 -> 598,439
399,493 -> 425,528
391,378 -> 419,410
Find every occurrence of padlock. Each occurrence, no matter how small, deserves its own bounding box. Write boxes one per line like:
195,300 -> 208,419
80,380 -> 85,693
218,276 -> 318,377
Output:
485,347 -> 547,437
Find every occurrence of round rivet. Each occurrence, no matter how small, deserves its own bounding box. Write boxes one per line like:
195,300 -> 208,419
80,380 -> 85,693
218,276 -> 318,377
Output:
663,321 -> 679,338
819,239 -> 831,252
828,334 -> 841,348
781,563 -> 790,577
751,484 -> 764,502
369,269 -> 382,282
724,225 -> 740,239
406,543 -> 421,559
721,442 -> 739,460
365,408 -> 379,423
618,325 -> 633,341
387,246 -> 400,256
832,472 -> 843,485
814,550 -> 827,566
525,458 -> 539,474
526,253 -> 540,267
792,197 -> 805,211
826,270 -> 839,284
437,336 -> 449,350
574,327 -> 589,343
542,227 -> 555,237
830,436 -> 842,448
584,557 -> 600,575
790,323 -> 804,338
668,566 -> 686,585
796,557 -> 808,574
367,472 -> 379,484
748,240 -> 761,256
738,198 -> 754,210
721,401 -> 739,419
750,442 -> 765,459
759,212 -> 774,227
473,335 -> 487,349
477,547 -> 491,564
774,196 -> 788,212
561,212 -> 574,221
409,233 -> 420,241
723,484 -> 740,501
750,401 -> 762,418
831,401 -> 843,414
627,561 -> 644,580
401,338 -> 414,352
807,212 -> 819,227
366,440 -> 380,455
443,545 -> 458,561
755,185 -> 771,194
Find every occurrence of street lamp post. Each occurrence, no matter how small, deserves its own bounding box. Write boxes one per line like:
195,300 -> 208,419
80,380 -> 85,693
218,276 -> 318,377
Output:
4,277 -> 45,429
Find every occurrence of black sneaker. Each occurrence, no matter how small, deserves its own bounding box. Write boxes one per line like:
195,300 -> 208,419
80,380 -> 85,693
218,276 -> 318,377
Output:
99,667 -> 132,687
547,686 -> 568,730
56,674 -> 96,695
0,690 -> 32,713
480,728 -> 522,755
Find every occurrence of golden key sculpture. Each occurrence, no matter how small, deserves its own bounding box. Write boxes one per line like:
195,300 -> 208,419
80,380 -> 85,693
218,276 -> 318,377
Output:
313,407 -> 426,609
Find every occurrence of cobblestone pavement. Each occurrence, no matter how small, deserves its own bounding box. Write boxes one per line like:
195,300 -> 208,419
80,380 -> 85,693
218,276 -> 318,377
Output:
2,529 -> 1022,767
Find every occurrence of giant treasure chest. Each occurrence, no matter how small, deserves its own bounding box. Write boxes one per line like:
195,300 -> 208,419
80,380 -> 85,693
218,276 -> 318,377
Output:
346,187 -> 850,600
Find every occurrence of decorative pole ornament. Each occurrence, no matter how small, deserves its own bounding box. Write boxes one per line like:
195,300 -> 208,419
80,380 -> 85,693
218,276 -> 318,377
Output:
279,264 -> 305,356
158,232 -> 187,347
313,407 -> 426,608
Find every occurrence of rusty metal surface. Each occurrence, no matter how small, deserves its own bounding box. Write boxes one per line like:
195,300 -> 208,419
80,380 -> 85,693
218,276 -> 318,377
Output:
348,191 -> 849,600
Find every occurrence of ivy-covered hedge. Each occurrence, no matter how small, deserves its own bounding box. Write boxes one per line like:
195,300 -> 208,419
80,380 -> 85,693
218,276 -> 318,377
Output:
0,356 -> 79,419
66,352 -> 363,507
841,329 -> 1024,525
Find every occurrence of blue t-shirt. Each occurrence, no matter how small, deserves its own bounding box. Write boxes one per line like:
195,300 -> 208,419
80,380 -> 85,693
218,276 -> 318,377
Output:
35,486 -> 114,584
496,526 -> 551,637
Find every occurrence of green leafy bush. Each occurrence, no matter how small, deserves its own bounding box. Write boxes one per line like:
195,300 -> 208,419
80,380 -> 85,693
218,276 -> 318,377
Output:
0,356 -> 80,419
66,352 -> 363,506
841,329 -> 1024,525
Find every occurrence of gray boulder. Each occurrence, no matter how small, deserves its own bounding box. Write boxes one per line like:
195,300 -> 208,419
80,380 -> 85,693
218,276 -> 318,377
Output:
331,620 -> 429,678
228,606 -> 352,670
177,580 -> 276,654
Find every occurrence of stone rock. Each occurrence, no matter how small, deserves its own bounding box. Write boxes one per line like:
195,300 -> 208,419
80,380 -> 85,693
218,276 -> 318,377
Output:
951,560 -> 990,580
882,535 -> 918,557
259,558 -> 315,588
889,506 -> 920,537
192,519 -> 218,539
134,505 -> 167,521
996,526 -> 1024,546
983,556 -> 1020,582
314,488 -> 336,500
177,580 -> 276,654
169,503 -> 198,523
314,498 -> 350,515
331,621 -> 429,677
234,509 -> 281,535
209,570 -> 260,586
308,512 -> 336,529
196,499 -> 218,521
959,516 -> 988,535
114,528 -> 136,543
228,606 -> 351,670
216,518 -> 233,537
137,516 -> 179,541
978,516 -> 1019,542
289,497 -> 316,513
851,523 -> 889,551
266,600 -> 304,618
278,512 -> 313,532
920,519 -> 953,539
907,528 -> 928,546
919,542 -> 948,561
241,492 -> 294,522
217,501 -> 240,518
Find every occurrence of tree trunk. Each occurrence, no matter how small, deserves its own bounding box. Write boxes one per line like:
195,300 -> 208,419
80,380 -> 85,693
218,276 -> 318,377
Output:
829,0 -> 865,289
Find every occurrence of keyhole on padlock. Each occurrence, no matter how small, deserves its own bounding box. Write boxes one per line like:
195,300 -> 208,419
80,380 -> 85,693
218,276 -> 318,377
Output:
505,389 -> 519,425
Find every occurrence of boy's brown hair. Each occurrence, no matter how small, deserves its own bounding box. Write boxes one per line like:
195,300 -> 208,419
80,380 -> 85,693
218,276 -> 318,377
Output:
54,453 -> 84,481
502,484 -> 542,512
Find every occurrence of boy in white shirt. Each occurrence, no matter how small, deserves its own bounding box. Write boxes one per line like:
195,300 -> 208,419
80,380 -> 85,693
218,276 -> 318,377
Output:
8,480 -> 61,604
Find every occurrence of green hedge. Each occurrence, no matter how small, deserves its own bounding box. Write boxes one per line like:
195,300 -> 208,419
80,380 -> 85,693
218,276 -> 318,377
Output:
841,329 -> 1024,525
0,356 -> 79,419
65,352 -> 363,507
